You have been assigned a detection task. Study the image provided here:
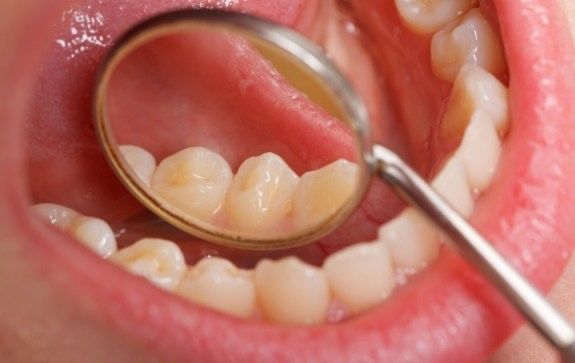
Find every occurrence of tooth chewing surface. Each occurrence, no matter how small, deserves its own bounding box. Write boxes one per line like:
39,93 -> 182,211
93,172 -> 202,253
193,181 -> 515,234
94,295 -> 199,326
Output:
431,8 -> 506,82
151,147 -> 233,220
110,238 -> 186,291
292,159 -> 359,231
254,257 -> 330,325
225,152 -> 298,235
119,145 -> 157,187
31,203 -> 79,231
69,216 -> 118,258
176,258 -> 256,319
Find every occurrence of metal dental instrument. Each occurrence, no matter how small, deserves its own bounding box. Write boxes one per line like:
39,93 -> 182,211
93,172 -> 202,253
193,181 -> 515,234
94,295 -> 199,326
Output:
93,10 -> 575,360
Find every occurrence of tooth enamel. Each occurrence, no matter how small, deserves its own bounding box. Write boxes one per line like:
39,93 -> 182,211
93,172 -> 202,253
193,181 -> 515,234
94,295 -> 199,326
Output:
441,65 -> 509,141
31,203 -> 79,231
431,156 -> 474,217
151,147 -> 233,220
324,242 -> 395,313
69,216 -> 118,258
456,110 -> 502,192
431,8 -> 506,82
119,145 -> 156,187
292,159 -> 359,230
225,153 -> 298,234
394,0 -> 477,34
378,208 -> 439,270
254,257 -> 330,325
111,238 -> 186,291
176,258 -> 256,319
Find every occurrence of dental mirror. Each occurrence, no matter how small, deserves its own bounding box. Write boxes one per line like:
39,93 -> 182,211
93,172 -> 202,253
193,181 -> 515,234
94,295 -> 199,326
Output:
94,9 -> 575,360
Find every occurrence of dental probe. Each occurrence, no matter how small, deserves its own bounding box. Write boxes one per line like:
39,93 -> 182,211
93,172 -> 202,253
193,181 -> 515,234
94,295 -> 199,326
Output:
93,10 -> 575,360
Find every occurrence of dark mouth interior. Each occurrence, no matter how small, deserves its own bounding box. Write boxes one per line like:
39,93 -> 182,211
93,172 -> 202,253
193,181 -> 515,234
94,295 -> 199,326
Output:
24,1 -> 468,269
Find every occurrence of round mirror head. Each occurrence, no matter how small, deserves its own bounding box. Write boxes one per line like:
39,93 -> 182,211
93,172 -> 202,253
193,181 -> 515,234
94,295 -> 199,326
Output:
93,9 -> 372,250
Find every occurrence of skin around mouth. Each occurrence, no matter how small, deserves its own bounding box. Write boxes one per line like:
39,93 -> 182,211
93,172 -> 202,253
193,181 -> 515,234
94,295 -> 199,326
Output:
1,0 -> 575,362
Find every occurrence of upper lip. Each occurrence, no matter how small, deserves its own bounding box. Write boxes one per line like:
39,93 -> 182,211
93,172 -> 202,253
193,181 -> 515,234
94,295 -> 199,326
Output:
6,0 -> 575,362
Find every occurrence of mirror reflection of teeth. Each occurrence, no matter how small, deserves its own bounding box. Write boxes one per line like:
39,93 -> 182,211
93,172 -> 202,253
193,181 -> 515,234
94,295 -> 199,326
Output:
30,4 -> 509,325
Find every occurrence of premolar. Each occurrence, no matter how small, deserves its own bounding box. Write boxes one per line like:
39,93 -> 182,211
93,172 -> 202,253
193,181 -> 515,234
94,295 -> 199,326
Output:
431,8 -> 506,82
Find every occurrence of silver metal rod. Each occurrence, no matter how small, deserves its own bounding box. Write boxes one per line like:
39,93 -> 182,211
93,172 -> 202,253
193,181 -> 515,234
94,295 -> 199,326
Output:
372,145 -> 575,361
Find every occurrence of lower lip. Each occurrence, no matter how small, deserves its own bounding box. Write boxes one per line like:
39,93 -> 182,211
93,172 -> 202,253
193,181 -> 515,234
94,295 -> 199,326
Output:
4,0 -> 575,362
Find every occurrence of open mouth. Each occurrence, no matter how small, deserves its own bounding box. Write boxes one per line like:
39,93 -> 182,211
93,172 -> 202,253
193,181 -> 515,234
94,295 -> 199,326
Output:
4,0 -> 575,361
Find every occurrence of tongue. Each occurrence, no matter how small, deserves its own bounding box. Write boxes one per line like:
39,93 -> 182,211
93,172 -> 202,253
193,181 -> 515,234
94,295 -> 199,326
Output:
26,0 -> 403,260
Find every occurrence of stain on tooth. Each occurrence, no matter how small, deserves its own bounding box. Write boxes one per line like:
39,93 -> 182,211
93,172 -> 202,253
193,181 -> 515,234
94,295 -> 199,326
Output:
431,8 -> 506,82
31,203 -> 80,231
432,156 -> 474,217
119,145 -> 157,187
395,0 -> 477,34
225,153 -> 298,236
441,65 -> 509,143
292,159 -> 359,231
176,257 -> 256,319
324,242 -> 395,313
457,110 -> 502,192
69,216 -> 118,258
111,238 -> 186,291
254,257 -> 330,325
152,147 -> 233,220
378,208 -> 440,270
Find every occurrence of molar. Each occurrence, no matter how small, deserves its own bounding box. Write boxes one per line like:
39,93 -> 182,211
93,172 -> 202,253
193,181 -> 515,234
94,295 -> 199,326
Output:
119,145 -> 157,187
441,65 -> 509,143
176,257 -> 256,319
292,159 -> 359,231
225,153 -> 298,235
394,0 -> 477,34
254,257 -> 330,325
31,203 -> 79,231
151,147 -> 233,220
431,8 -> 506,82
110,238 -> 186,291
323,242 -> 395,313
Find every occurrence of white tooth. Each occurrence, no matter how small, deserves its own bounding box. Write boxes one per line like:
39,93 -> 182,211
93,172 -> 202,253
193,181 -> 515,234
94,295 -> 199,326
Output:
456,110 -> 502,192
69,216 -> 118,258
431,8 -> 506,82
152,147 -> 232,220
441,65 -> 509,142
323,242 -> 394,313
431,156 -> 474,217
111,238 -> 186,291
119,145 -> 156,187
31,203 -> 79,231
292,159 -> 359,231
394,0 -> 477,34
254,257 -> 330,325
378,208 -> 439,270
225,153 -> 298,235
176,258 -> 256,319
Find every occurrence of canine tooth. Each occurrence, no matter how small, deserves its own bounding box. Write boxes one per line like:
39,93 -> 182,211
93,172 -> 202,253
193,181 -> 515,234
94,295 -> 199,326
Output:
177,258 -> 256,318
152,147 -> 232,220
255,257 -> 330,325
394,0 -> 477,34
292,159 -> 359,230
225,153 -> 298,234
442,65 -> 509,143
432,156 -> 474,217
111,238 -> 186,291
324,242 -> 395,313
119,145 -> 156,186
31,203 -> 79,231
378,208 -> 439,270
69,216 -> 118,258
431,8 -> 506,82
457,110 -> 502,192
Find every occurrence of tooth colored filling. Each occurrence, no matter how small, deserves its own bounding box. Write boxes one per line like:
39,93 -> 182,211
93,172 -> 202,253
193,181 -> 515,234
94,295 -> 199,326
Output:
31,4 -> 510,325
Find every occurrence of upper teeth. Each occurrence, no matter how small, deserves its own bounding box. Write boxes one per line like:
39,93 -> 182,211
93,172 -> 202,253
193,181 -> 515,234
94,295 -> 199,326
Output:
394,0 -> 478,34
119,145 -> 156,187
